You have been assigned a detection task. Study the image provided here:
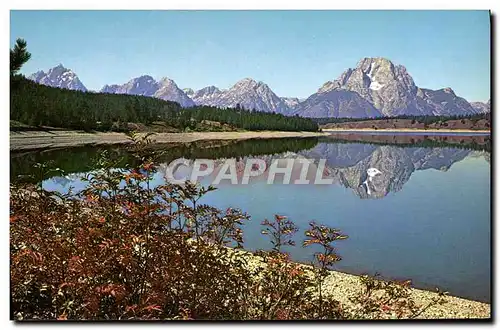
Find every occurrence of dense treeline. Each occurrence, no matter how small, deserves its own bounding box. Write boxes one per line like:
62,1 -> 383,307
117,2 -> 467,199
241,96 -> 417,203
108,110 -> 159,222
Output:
181,105 -> 318,132
313,113 -> 491,125
10,76 -> 319,132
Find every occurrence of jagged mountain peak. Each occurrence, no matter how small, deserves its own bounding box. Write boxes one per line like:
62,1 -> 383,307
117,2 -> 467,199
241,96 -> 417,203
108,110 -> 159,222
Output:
441,87 -> 456,95
232,77 -> 266,89
28,64 -> 87,92
49,63 -> 68,72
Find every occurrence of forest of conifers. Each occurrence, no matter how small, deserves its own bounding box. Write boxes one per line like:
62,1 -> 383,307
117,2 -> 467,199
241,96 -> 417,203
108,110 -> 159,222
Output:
10,76 -> 319,132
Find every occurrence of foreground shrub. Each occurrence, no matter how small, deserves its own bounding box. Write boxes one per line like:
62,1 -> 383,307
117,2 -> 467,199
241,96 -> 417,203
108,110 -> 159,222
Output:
10,133 -> 446,320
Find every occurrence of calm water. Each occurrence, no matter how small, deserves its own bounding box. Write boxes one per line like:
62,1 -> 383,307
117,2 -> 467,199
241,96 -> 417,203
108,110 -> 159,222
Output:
10,134 -> 491,302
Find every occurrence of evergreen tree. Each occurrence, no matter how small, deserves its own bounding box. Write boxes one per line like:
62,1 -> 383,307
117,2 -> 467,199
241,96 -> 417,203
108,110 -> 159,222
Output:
10,38 -> 31,76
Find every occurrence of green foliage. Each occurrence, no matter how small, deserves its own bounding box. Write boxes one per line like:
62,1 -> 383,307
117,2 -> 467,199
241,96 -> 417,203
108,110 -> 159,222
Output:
10,38 -> 31,76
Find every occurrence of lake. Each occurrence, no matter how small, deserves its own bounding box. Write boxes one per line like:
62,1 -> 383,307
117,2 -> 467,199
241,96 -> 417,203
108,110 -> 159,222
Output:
10,133 -> 491,303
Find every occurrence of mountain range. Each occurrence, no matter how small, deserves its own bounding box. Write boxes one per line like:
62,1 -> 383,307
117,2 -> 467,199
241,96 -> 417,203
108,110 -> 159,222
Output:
28,58 -> 490,118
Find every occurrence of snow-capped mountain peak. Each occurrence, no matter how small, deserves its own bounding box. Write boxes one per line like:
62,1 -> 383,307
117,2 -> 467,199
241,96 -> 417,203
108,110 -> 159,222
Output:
28,64 -> 88,92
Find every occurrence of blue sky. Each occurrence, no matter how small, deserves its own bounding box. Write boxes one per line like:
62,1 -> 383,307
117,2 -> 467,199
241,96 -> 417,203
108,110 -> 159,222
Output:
10,10 -> 490,101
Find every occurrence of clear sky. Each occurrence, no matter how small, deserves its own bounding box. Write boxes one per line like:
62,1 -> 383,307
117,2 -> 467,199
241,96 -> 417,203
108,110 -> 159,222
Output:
10,10 -> 490,102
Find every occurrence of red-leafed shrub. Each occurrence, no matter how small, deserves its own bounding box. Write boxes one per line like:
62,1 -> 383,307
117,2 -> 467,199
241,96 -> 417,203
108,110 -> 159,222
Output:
10,133 -> 446,320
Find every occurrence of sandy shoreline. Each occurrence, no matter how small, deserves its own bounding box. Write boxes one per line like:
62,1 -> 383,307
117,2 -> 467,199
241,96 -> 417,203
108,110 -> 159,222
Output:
321,270 -> 490,319
236,249 -> 490,319
9,130 -> 329,151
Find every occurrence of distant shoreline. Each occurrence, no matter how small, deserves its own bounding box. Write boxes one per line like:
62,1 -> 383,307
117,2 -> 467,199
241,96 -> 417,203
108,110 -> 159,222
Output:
322,128 -> 491,134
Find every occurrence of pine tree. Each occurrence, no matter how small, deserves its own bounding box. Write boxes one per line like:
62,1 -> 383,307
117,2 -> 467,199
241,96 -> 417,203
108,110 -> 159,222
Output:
10,38 -> 31,76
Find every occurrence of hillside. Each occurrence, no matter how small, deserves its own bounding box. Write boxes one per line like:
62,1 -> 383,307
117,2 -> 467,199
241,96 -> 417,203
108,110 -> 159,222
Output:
10,76 -> 319,132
